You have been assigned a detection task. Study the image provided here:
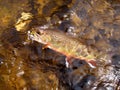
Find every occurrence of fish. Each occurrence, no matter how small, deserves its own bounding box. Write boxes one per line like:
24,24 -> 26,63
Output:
28,27 -> 97,67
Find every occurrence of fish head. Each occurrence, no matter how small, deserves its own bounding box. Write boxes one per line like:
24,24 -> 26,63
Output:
29,28 -> 51,44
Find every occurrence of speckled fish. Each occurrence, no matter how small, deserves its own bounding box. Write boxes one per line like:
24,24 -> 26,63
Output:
28,27 -> 96,67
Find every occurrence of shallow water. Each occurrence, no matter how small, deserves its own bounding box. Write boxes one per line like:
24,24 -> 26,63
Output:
0,0 -> 120,90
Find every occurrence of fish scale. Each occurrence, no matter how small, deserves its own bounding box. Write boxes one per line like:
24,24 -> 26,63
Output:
28,27 -> 96,64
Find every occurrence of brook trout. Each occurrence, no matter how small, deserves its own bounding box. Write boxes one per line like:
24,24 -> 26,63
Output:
28,27 -> 96,61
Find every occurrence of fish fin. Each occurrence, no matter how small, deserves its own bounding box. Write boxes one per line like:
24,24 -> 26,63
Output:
87,60 -> 96,68
42,43 -> 51,49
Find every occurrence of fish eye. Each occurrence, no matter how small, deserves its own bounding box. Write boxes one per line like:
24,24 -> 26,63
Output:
36,30 -> 44,35
36,31 -> 40,34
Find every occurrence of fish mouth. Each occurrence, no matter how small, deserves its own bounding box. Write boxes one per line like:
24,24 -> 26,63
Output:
28,30 -> 47,45
28,30 -> 42,43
